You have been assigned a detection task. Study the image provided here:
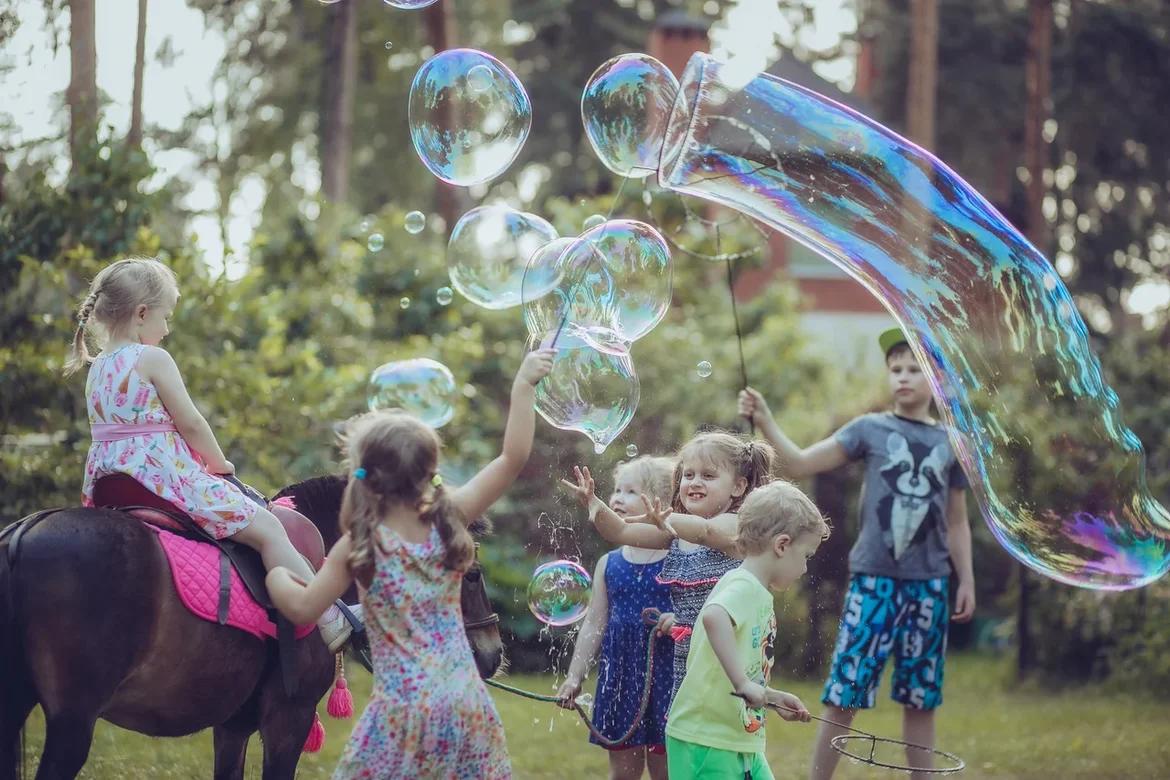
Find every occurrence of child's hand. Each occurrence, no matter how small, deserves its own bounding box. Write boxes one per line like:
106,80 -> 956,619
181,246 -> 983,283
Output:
555,677 -> 582,709
766,689 -> 811,722
639,494 -> 677,538
654,611 -> 676,637
516,348 -> 555,388
559,466 -> 596,509
737,387 -> 773,427
734,680 -> 768,709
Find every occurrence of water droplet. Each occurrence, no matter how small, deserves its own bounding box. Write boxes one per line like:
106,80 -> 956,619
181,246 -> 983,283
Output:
400,296 -> 411,309
696,360 -> 713,378
625,444 -> 638,458
436,287 -> 454,305
367,233 -> 385,252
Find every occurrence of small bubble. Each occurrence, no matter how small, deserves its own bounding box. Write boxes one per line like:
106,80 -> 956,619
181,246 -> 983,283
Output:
642,190 -> 653,206
400,296 -> 411,309
467,64 -> 493,93
385,41 -> 393,50
405,210 -> 426,234
696,360 -> 713,378
593,442 -> 606,454
367,233 -> 385,252
436,286 -> 454,305
582,214 -> 605,232
625,444 -> 638,458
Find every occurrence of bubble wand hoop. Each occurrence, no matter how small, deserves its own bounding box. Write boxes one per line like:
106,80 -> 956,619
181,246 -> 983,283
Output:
730,693 -> 965,774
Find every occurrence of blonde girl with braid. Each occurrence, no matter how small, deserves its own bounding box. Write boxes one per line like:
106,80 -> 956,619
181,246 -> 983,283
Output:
266,348 -> 554,780
68,256 -> 352,650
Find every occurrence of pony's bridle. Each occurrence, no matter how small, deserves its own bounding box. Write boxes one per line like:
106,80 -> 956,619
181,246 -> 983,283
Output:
462,543 -> 500,631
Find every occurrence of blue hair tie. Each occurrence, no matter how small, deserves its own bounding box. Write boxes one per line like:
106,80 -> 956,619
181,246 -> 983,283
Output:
353,467 -> 367,480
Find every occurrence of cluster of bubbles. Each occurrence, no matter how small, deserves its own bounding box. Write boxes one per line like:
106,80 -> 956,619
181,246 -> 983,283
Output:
367,358 -> 457,429
526,560 -> 592,626
658,52 -> 1170,589
409,49 -> 531,187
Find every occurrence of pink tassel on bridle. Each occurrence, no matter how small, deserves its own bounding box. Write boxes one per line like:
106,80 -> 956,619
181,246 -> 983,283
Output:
326,654 -> 355,719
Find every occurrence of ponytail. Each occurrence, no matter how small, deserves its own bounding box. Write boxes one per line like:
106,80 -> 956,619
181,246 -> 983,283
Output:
63,292 -> 99,376
423,484 -> 475,573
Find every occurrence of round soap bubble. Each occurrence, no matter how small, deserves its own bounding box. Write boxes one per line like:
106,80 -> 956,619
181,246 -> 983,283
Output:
383,0 -> 439,8
582,214 -> 606,232
448,205 -> 560,310
404,211 -> 427,234
399,297 -> 411,309
367,233 -> 385,252
522,219 -> 672,348
581,53 -> 679,179
532,329 -> 639,454
527,560 -> 592,626
659,51 -> 1170,589
367,358 -> 457,429
625,443 -> 639,458
696,361 -> 712,378
436,286 -> 454,305
409,48 -> 532,187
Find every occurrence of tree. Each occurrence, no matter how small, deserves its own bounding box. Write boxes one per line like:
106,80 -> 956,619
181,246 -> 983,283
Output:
320,0 -> 357,202
128,0 -> 147,150
66,0 -> 97,171
905,0 -> 939,149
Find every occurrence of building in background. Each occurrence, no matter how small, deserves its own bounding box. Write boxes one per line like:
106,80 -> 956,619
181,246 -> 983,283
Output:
650,11 -> 894,375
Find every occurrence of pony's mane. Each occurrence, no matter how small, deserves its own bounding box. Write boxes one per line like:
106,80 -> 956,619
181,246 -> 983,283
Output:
273,473 -> 490,537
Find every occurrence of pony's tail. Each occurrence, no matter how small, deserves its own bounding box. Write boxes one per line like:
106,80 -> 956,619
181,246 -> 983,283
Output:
0,541 -> 27,780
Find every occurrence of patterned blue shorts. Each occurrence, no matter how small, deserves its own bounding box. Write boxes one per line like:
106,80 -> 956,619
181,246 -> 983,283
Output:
821,574 -> 949,711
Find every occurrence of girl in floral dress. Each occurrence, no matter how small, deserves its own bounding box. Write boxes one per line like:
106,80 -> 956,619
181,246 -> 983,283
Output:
67,256 -> 350,649
266,349 -> 554,780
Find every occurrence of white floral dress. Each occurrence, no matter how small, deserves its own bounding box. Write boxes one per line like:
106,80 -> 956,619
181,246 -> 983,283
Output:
81,343 -> 258,539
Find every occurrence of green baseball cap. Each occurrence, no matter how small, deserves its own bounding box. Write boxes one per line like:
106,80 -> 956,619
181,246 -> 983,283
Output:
879,327 -> 908,357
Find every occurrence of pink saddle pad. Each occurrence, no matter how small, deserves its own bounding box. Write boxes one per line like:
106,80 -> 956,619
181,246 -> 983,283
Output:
150,526 -> 315,641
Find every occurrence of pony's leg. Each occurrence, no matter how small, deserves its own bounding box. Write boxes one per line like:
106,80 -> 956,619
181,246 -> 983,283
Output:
256,642 -> 332,780
33,713 -> 95,780
256,707 -> 314,780
212,722 -> 253,780
0,683 -> 36,780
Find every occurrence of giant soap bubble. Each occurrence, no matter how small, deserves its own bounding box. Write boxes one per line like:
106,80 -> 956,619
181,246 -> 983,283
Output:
581,53 -> 679,179
383,0 -> 439,8
522,220 -> 672,348
448,205 -> 560,309
658,52 -> 1169,590
409,49 -> 531,187
527,560 -> 592,626
532,330 -> 639,454
367,358 -> 457,429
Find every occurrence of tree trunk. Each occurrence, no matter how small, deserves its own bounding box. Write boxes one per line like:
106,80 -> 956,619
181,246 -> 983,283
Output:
422,0 -> 461,228
67,0 -> 98,170
320,0 -> 357,203
0,154 -> 7,205
1024,0 -> 1053,250
128,0 -> 147,149
905,0 -> 938,149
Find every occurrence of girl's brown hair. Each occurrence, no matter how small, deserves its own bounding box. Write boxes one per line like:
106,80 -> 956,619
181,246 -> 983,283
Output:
613,455 -> 676,506
64,256 -> 179,376
671,430 -> 776,512
339,411 -> 475,584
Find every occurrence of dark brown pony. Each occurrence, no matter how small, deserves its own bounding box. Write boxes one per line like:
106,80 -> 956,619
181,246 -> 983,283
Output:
0,475 -> 503,780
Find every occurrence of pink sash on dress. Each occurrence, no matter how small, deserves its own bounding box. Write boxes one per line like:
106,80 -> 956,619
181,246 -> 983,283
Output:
91,422 -> 179,442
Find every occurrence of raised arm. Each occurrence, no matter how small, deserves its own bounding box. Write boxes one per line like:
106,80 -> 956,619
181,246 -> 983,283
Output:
452,349 -> 554,523
738,387 -> 849,479
556,554 -> 611,707
560,466 -> 673,549
138,346 -> 232,473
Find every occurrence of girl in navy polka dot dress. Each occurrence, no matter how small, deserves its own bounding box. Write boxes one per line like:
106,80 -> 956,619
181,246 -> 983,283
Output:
557,457 -> 676,780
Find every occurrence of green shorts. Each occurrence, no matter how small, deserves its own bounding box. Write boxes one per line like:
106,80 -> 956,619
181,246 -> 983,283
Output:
666,736 -> 774,780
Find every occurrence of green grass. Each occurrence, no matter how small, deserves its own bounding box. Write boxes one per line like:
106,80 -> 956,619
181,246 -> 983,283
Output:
18,653 -> 1169,778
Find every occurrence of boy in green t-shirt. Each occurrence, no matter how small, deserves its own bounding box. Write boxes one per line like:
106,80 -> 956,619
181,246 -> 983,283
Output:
665,480 -> 831,780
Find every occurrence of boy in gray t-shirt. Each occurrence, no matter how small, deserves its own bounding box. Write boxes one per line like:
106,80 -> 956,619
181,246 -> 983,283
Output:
738,328 -> 975,780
